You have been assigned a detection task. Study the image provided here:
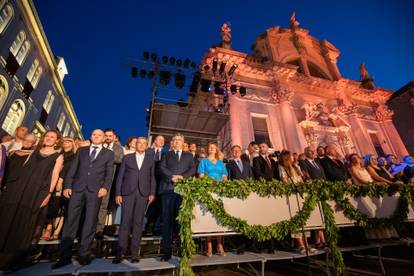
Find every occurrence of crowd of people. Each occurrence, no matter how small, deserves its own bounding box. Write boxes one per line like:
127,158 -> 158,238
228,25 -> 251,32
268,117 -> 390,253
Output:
0,126 -> 413,270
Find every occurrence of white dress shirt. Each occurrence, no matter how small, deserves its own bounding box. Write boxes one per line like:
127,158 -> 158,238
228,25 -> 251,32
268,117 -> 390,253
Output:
2,139 -> 22,153
90,144 -> 103,158
103,141 -> 114,151
135,152 -> 145,170
174,150 -> 182,161
307,158 -> 319,169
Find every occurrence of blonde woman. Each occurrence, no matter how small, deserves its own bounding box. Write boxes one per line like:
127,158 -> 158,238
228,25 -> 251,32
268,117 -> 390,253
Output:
278,150 -> 316,254
198,143 -> 228,256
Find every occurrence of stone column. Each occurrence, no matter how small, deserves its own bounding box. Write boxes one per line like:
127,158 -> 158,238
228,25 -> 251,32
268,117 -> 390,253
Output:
228,94 -> 243,147
382,120 -> 409,159
347,114 -> 376,155
272,86 -> 307,153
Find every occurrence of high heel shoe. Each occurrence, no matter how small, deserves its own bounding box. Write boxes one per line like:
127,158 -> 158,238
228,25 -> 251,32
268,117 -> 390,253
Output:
217,247 -> 226,257
206,251 -> 213,257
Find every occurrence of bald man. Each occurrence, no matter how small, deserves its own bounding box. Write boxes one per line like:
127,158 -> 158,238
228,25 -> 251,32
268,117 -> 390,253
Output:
54,129 -> 114,268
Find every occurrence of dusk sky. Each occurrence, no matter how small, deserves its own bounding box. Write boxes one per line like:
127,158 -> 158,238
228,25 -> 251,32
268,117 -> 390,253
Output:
35,0 -> 414,142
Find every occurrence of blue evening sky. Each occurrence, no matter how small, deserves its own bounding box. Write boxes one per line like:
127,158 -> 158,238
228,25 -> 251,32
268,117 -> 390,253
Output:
34,0 -> 414,142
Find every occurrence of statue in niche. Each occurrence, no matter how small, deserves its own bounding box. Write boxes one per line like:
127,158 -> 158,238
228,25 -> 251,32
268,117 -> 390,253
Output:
220,22 -> 232,49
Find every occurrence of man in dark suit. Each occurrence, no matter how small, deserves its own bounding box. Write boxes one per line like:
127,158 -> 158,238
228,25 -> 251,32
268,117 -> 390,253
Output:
94,128 -> 124,239
113,137 -> 156,263
159,133 -> 195,261
252,142 -> 279,181
227,145 -> 253,180
299,147 -> 326,180
53,129 -> 114,268
144,135 -> 165,236
320,144 -> 351,182
226,145 -> 254,254
240,141 -> 259,166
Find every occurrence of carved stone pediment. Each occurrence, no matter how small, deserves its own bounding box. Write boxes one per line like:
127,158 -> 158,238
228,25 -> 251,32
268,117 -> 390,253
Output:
375,104 -> 394,121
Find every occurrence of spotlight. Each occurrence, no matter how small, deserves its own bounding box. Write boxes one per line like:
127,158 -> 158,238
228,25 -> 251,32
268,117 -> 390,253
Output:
131,66 -> 138,78
200,79 -> 211,92
159,71 -> 172,85
176,59 -> 182,67
219,61 -> 226,75
239,86 -> 247,97
190,62 -> 197,68
143,52 -> 149,60
230,85 -> 237,94
184,58 -> 190,68
228,64 -> 238,76
203,65 -> 210,71
215,104 -> 224,113
169,57 -> 176,65
174,72 -> 186,88
162,56 -> 168,64
151,53 -> 157,61
139,69 -> 147,78
147,71 -> 155,79
212,58 -> 218,74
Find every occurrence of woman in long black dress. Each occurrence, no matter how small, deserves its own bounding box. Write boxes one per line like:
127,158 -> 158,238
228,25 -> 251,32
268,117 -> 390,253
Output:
0,130 -> 63,270
40,137 -> 76,240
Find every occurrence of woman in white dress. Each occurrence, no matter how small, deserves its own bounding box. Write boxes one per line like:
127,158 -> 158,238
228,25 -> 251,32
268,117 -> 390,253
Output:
279,150 -> 316,254
349,154 -> 398,239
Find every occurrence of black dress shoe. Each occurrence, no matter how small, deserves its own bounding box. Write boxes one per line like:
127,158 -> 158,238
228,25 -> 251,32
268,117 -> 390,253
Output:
160,254 -> 171,262
52,258 -> 72,269
112,256 -> 124,264
78,255 -> 95,266
131,255 -> 140,263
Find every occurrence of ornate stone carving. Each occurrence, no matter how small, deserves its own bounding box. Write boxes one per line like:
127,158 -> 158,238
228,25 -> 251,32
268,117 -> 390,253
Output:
301,102 -> 333,126
271,80 -> 293,103
375,104 -> 394,121
333,101 -> 359,115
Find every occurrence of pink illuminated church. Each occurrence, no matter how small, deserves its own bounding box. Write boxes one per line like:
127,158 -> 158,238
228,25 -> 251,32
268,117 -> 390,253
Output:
151,13 -> 408,159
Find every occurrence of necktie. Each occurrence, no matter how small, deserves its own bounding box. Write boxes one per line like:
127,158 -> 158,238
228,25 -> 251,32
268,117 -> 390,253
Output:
175,151 -> 180,161
265,156 -> 271,168
311,160 -> 318,169
236,159 -> 243,172
90,146 -> 98,162
332,158 -> 340,167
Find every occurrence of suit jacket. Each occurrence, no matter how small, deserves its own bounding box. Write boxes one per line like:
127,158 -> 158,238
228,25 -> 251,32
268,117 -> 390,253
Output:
115,152 -> 156,197
158,151 -> 195,194
320,156 -> 349,181
112,143 -> 124,164
147,147 -> 164,162
299,159 -> 326,180
252,155 -> 280,181
64,146 -> 114,192
226,159 -> 253,180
